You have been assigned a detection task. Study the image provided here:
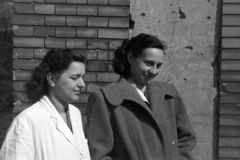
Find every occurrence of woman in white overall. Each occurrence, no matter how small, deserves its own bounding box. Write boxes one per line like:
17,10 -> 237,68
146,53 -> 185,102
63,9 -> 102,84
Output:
0,49 -> 91,160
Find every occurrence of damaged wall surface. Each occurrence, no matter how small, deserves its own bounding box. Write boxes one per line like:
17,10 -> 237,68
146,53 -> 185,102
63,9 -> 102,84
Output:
130,0 -> 218,159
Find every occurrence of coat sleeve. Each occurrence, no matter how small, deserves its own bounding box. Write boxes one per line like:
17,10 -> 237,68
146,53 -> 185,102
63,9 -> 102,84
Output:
86,90 -> 114,160
0,115 -> 34,160
174,88 -> 197,160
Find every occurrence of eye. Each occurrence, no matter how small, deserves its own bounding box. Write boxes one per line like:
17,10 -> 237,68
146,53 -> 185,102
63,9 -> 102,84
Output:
71,77 -> 77,80
156,63 -> 162,69
71,76 -> 80,80
144,61 -> 153,66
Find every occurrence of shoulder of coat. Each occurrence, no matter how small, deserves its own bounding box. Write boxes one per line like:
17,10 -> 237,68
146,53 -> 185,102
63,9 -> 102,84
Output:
151,81 -> 177,96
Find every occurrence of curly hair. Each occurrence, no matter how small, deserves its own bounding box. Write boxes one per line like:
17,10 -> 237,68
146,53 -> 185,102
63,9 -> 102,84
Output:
25,49 -> 85,103
112,33 -> 167,79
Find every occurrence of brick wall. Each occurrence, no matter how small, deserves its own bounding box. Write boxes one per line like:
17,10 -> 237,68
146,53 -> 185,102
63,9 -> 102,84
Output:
12,0 -> 129,127
218,0 -> 240,159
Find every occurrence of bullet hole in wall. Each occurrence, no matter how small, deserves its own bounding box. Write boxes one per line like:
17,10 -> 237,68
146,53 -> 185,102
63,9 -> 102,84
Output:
179,7 -> 186,19
185,46 -> 193,50
207,16 -> 211,19
183,78 -> 187,81
129,14 -> 135,29
140,13 -> 146,17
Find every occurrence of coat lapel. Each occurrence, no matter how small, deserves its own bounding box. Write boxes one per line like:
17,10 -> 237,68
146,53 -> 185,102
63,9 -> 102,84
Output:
102,78 -> 175,121
39,96 -> 83,156
147,82 -> 165,120
102,78 -> 153,115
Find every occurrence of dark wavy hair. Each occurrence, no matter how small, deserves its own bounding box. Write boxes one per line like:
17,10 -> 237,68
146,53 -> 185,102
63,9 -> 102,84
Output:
112,33 -> 167,79
25,49 -> 85,103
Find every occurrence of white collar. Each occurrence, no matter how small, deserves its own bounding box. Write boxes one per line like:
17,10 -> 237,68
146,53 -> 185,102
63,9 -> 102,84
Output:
127,78 -> 149,103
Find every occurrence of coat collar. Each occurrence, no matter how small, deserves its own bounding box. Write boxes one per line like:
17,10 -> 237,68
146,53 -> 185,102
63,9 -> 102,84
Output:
101,77 -> 174,115
39,96 -> 83,156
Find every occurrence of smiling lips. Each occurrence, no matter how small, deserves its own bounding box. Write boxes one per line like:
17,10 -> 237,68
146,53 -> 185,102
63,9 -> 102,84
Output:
73,90 -> 80,95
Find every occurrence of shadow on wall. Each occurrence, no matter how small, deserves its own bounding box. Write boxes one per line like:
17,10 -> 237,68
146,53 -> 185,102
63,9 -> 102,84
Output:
0,0 -> 14,148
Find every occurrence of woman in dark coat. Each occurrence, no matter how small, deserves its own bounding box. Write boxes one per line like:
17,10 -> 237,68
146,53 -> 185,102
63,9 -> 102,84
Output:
86,33 -> 196,160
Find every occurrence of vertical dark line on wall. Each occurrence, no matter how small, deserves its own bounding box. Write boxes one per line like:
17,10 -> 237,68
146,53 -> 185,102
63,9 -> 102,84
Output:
212,0 -> 223,159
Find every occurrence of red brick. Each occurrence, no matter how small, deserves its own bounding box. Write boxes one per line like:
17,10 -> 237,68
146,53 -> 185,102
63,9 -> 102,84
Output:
46,0 -> 65,3
220,94 -> 240,104
77,6 -> 98,16
224,83 -> 240,93
222,38 -> 240,48
34,27 -> 55,37
66,39 -> 86,49
13,15 -> 44,25
45,16 -> 65,26
13,103 -> 33,113
34,4 -> 55,14
87,61 -> 107,71
108,61 -> 114,72
80,86 -> 87,93
222,49 -> 240,60
67,17 -> 87,26
13,103 -> 32,113
13,37 -> 44,48
56,5 -> 76,15
99,6 -> 129,17
67,0 -> 87,4
86,83 -> 106,93
99,28 -> 128,39
221,72 -> 240,82
222,61 -> 240,70
109,18 -> 129,28
13,48 -> 34,59
13,59 -> 41,70
34,48 -> 49,59
109,39 -> 123,49
76,94 -> 89,103
14,92 -> 30,103
56,27 -> 76,37
74,103 -> 86,114
109,0 -> 129,5
13,70 -> 31,80
98,50 -> 114,60
222,15 -> 240,26
88,39 -> 108,49
77,50 -> 98,60
13,3 -> 33,14
88,0 -> 108,5
13,81 -> 25,92
98,73 -> 119,82
88,17 -> 108,27
13,26 -> 33,36
45,38 -> 66,48
83,73 -> 97,82
77,28 -> 97,38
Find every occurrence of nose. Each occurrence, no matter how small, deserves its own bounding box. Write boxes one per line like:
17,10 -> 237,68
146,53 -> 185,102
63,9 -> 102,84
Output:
77,78 -> 85,88
149,67 -> 159,76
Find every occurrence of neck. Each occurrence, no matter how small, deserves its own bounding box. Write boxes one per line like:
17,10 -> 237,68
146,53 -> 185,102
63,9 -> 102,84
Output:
47,93 -> 68,113
127,77 -> 146,94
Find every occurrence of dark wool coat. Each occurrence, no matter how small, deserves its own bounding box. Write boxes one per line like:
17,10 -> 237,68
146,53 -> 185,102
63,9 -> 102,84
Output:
86,78 -> 196,160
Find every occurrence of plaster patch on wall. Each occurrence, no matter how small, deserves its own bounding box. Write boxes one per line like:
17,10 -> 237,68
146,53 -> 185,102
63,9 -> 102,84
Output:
130,0 -> 218,159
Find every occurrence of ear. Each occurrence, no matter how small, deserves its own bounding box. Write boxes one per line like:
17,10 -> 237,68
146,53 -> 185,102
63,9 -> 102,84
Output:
47,73 -> 55,87
127,51 -> 134,64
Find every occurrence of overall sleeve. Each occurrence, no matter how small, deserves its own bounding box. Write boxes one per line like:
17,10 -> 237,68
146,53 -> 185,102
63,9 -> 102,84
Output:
174,88 -> 197,160
86,90 -> 114,160
0,116 -> 34,160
